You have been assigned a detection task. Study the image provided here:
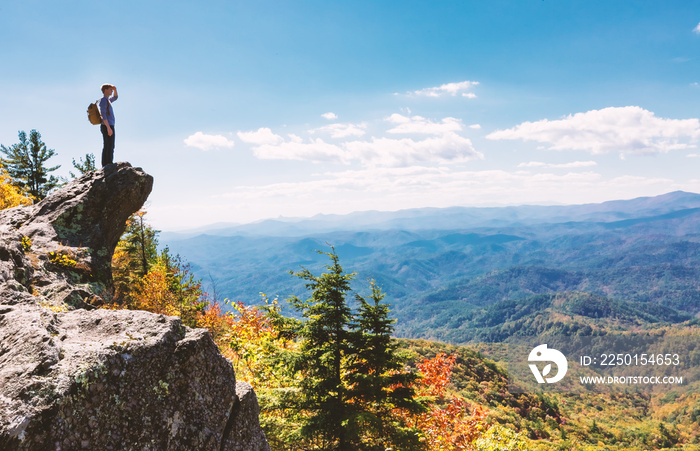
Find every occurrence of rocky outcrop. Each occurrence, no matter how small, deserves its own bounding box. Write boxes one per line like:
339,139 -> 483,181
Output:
0,162 -> 153,309
0,163 -> 270,450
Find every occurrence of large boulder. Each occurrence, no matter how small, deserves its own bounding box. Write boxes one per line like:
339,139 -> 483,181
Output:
0,162 -> 154,308
0,163 -> 270,450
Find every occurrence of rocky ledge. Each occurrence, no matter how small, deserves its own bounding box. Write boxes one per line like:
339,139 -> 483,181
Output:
0,163 -> 269,450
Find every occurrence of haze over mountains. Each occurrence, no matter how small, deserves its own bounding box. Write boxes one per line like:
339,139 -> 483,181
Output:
163,191 -> 700,342
163,191 -> 700,239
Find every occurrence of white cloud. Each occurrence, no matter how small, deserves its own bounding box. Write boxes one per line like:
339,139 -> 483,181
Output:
694,22 -> 700,34
242,129 -> 481,167
518,161 -> 598,169
237,127 -> 284,145
386,113 -> 411,124
183,132 -> 235,151
343,132 -> 482,167
241,111 -> 481,167
688,153 -> 699,158
385,114 -> 464,135
253,138 -> 349,163
226,170 -> 607,211
469,124 -> 482,129
412,80 -> 479,98
310,122 -> 367,138
322,112 -> 338,120
487,106 -> 700,156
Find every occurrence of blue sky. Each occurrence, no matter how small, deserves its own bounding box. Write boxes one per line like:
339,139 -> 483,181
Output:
2,1 -> 700,230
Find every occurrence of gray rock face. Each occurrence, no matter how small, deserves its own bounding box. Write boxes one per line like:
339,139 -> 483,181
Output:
0,163 -> 270,450
0,162 -> 154,309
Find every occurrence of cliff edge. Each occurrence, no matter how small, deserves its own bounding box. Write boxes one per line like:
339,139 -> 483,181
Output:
0,163 -> 270,450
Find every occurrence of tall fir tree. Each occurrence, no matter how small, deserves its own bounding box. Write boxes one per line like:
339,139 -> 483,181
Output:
157,247 -> 207,326
0,130 -> 60,201
112,210 -> 159,303
346,281 -> 425,450
279,250 -> 427,450
287,248 -> 357,450
123,210 -> 159,277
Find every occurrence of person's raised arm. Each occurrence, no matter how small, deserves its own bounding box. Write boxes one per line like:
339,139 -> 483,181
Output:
111,85 -> 118,102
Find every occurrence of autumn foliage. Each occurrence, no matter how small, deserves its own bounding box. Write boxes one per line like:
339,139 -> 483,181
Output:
218,299 -> 294,388
0,168 -> 33,209
404,353 -> 490,450
133,262 -> 179,316
107,215 -> 520,450
195,302 -> 232,344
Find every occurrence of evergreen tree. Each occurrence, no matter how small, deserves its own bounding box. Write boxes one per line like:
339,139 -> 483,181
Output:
346,281 -> 425,450
158,247 -> 208,327
124,210 -> 159,277
112,210 -> 159,302
111,213 -> 206,323
69,153 -> 97,179
0,130 -> 60,200
280,251 -> 426,450
287,248 -> 357,450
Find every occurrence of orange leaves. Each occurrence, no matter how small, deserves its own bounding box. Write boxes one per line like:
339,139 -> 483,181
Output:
399,353 -> 491,450
417,352 -> 457,399
415,399 -> 489,450
196,302 -> 233,343
228,300 -> 275,340
126,262 -> 288,389
120,245 -> 207,331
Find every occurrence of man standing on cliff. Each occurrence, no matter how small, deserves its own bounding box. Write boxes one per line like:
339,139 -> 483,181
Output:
99,83 -> 118,167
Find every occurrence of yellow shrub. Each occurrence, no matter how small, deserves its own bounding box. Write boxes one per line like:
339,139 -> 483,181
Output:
0,170 -> 33,209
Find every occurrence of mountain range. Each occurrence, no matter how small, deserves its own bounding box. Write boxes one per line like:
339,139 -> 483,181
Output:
162,191 -> 700,342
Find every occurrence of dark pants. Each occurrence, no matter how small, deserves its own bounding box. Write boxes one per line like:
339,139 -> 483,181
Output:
100,124 -> 115,166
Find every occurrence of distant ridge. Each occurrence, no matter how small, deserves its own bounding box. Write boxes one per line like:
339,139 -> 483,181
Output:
162,191 -> 700,240
163,189 -> 700,341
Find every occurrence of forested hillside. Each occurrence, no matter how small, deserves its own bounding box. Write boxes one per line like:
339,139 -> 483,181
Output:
164,192 -> 700,342
400,339 -> 700,450
156,192 -> 700,449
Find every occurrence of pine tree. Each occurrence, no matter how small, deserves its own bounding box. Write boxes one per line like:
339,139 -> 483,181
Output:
280,251 -> 427,450
0,130 -> 60,200
112,210 -> 159,303
287,248 -> 357,450
123,210 -> 159,277
158,247 -> 207,327
347,281 -> 425,450
69,153 -> 97,179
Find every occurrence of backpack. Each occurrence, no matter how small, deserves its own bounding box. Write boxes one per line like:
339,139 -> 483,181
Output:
87,100 -> 102,125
